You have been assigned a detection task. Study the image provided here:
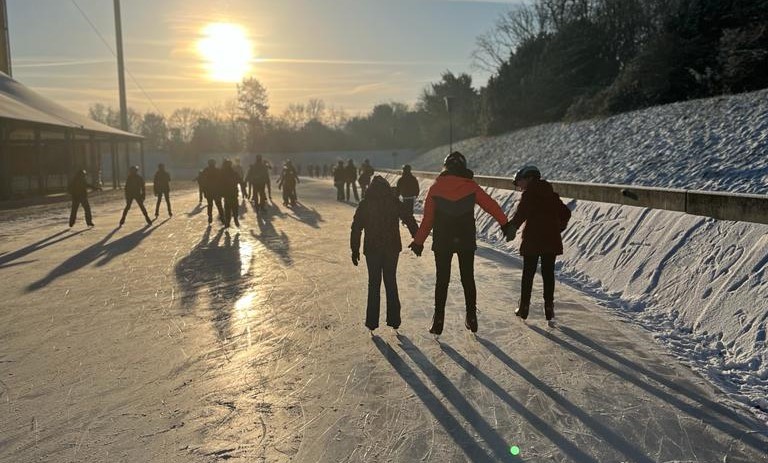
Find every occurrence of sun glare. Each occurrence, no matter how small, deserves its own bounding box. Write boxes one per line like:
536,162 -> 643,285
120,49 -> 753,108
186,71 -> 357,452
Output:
197,23 -> 253,82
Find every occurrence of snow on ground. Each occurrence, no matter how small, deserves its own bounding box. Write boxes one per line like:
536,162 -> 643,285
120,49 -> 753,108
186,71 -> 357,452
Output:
397,90 -> 768,420
2,181 -> 767,462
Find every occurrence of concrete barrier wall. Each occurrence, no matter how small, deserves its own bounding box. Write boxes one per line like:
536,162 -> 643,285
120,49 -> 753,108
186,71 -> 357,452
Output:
380,169 -> 768,225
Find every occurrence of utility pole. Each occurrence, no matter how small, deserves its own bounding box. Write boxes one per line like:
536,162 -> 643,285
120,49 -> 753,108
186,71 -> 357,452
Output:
444,96 -> 455,154
0,0 -> 12,76
113,0 -> 131,174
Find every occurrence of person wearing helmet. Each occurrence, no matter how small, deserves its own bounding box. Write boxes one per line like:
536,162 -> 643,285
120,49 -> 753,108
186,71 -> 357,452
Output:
119,166 -> 152,226
350,175 -> 419,332
395,164 -> 420,215
506,165 -> 571,321
409,151 -> 515,335
67,169 -> 100,227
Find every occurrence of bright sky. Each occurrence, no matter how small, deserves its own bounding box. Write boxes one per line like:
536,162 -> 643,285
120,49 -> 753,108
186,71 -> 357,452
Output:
6,0 -> 517,117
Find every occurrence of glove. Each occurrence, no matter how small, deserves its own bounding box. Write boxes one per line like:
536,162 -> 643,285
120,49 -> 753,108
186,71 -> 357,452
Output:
501,222 -> 517,242
408,242 -> 423,257
351,252 -> 360,266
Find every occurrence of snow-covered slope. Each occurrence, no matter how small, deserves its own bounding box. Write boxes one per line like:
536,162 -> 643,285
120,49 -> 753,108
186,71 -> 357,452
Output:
413,89 -> 768,194
400,91 -> 768,420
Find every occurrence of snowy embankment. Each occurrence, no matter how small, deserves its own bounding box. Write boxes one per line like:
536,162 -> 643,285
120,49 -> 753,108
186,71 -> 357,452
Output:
397,90 -> 768,420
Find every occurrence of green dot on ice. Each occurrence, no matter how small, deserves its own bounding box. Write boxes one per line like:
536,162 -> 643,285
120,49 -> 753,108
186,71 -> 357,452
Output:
510,445 -> 520,456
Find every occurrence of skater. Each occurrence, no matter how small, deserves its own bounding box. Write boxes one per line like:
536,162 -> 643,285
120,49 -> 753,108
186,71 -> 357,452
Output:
264,161 -> 273,200
153,163 -> 172,218
344,159 -> 359,202
233,158 -> 248,199
351,176 -> 419,332
194,169 -> 204,204
333,161 -> 346,201
278,161 -> 300,206
119,166 -> 153,226
408,152 -> 515,335
68,169 -> 99,227
395,164 -> 420,215
249,155 -> 271,211
220,159 -> 241,228
358,159 -> 374,199
201,159 -> 225,225
506,165 -> 571,321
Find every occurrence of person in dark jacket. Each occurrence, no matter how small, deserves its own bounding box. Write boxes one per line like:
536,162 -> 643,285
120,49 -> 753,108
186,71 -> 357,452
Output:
201,159 -> 225,225
358,159 -> 374,199
409,152 -> 515,335
219,159 -> 241,228
351,176 -> 419,332
333,161 -> 346,201
249,155 -> 271,211
344,159 -> 359,201
233,158 -> 248,199
506,165 -> 571,321
194,169 -> 204,204
119,166 -> 153,226
68,169 -> 99,227
278,161 -> 300,206
153,163 -> 172,218
395,164 -> 420,215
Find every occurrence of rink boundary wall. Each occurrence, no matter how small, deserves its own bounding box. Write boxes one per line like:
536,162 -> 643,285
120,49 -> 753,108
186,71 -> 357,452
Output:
380,169 -> 768,225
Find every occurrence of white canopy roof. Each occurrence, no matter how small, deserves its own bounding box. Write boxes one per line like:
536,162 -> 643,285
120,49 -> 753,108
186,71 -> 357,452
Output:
0,71 -> 141,139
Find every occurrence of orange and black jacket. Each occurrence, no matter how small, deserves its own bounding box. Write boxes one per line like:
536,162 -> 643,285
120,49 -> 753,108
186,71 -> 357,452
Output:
413,169 -> 508,252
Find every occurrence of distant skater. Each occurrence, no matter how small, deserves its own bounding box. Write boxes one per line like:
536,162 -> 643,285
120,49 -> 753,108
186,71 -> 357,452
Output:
234,158 -> 248,199
409,152 -> 515,335
153,163 -> 172,218
194,169 -> 204,204
119,166 -> 153,226
201,159 -> 225,225
249,155 -> 271,211
333,160 -> 346,201
220,159 -> 241,228
68,169 -> 99,228
395,164 -> 420,215
345,159 -> 359,202
278,161 -> 300,206
506,165 -> 571,321
351,176 -> 418,332
358,159 -> 374,199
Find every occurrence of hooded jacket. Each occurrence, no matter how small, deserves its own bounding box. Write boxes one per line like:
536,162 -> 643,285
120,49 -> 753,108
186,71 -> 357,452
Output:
396,173 -> 420,198
510,179 -> 571,256
413,168 -> 508,252
351,177 -> 419,255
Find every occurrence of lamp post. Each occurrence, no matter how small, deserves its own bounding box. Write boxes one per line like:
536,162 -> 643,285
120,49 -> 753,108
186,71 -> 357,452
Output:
444,96 -> 455,153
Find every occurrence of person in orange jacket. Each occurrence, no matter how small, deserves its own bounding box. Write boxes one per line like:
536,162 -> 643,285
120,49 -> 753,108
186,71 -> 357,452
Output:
409,151 -> 515,335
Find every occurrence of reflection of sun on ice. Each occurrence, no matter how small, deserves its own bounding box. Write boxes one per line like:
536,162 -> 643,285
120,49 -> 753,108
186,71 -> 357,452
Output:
197,23 -> 253,82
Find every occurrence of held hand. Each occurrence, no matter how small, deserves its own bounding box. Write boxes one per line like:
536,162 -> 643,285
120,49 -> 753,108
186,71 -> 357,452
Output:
351,252 -> 360,266
408,242 -> 423,257
501,222 -> 517,242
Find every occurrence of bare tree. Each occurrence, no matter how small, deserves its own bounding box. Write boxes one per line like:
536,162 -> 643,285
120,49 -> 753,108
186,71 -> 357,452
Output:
305,98 -> 326,122
281,103 -> 307,130
472,5 -> 548,72
168,107 -> 200,143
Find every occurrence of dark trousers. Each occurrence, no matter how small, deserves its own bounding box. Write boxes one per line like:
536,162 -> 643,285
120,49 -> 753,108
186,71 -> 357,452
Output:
402,198 -> 415,216
345,181 -> 359,201
360,182 -> 369,199
253,182 -> 267,208
434,250 -> 476,320
282,185 -> 297,205
365,252 -> 401,329
154,190 -> 171,216
69,197 -> 93,227
223,194 -> 239,227
121,196 -> 151,223
335,182 -> 345,201
197,185 -> 203,203
239,182 -> 248,199
520,254 -> 556,307
206,195 -> 224,223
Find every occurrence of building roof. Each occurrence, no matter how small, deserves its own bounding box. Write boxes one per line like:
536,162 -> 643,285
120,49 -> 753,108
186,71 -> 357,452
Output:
0,71 -> 141,139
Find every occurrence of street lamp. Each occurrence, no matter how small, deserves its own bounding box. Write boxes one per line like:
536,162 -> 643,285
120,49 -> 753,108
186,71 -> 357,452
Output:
444,96 -> 455,153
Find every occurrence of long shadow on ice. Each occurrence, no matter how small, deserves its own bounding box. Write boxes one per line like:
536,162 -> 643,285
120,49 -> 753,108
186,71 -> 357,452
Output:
438,342 -> 599,463
371,336 -> 495,463
251,207 -> 292,266
477,336 -> 656,463
0,229 -> 85,269
530,325 -> 768,452
396,335 -> 514,462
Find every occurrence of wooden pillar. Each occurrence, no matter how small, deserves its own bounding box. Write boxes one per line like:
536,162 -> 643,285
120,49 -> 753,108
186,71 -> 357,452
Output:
0,119 -> 8,200
34,127 -> 44,194
125,139 -> 131,175
140,141 -> 145,178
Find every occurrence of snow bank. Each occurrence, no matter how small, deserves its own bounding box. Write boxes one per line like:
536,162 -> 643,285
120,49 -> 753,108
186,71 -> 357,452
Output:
412,89 -> 768,194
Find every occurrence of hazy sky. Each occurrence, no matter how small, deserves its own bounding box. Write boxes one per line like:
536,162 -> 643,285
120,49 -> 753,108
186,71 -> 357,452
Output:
6,0 -> 517,118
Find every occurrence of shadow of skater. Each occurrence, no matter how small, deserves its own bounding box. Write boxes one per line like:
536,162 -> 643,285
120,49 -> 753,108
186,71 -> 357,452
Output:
396,335 -> 514,461
26,222 -> 167,291
528,326 -> 768,452
252,212 -> 292,266
439,343 -> 599,463
174,227 -> 244,341
186,203 -> 204,217
285,202 -> 323,228
0,230 -> 85,269
478,336 -> 658,463
371,336 -> 496,463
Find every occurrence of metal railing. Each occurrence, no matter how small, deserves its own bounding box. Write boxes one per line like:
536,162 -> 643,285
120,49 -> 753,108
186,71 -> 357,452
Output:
380,169 -> 768,225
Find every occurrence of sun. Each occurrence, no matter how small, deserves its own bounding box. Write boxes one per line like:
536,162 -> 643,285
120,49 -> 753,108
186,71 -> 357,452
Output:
197,23 -> 253,82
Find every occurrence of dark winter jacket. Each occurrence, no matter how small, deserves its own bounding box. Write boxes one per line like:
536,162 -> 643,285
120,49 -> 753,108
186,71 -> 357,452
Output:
395,173 -> 420,198
279,166 -> 299,189
351,178 -> 419,255
125,173 -> 146,200
345,163 -> 357,183
509,179 -> 571,256
68,172 -> 96,199
333,164 -> 346,184
358,163 -> 374,185
219,166 -> 241,198
248,162 -> 270,184
413,168 -> 508,252
200,166 -> 221,198
153,170 -> 170,195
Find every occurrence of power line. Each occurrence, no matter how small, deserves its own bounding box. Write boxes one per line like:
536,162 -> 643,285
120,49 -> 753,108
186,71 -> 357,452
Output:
69,0 -> 164,117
